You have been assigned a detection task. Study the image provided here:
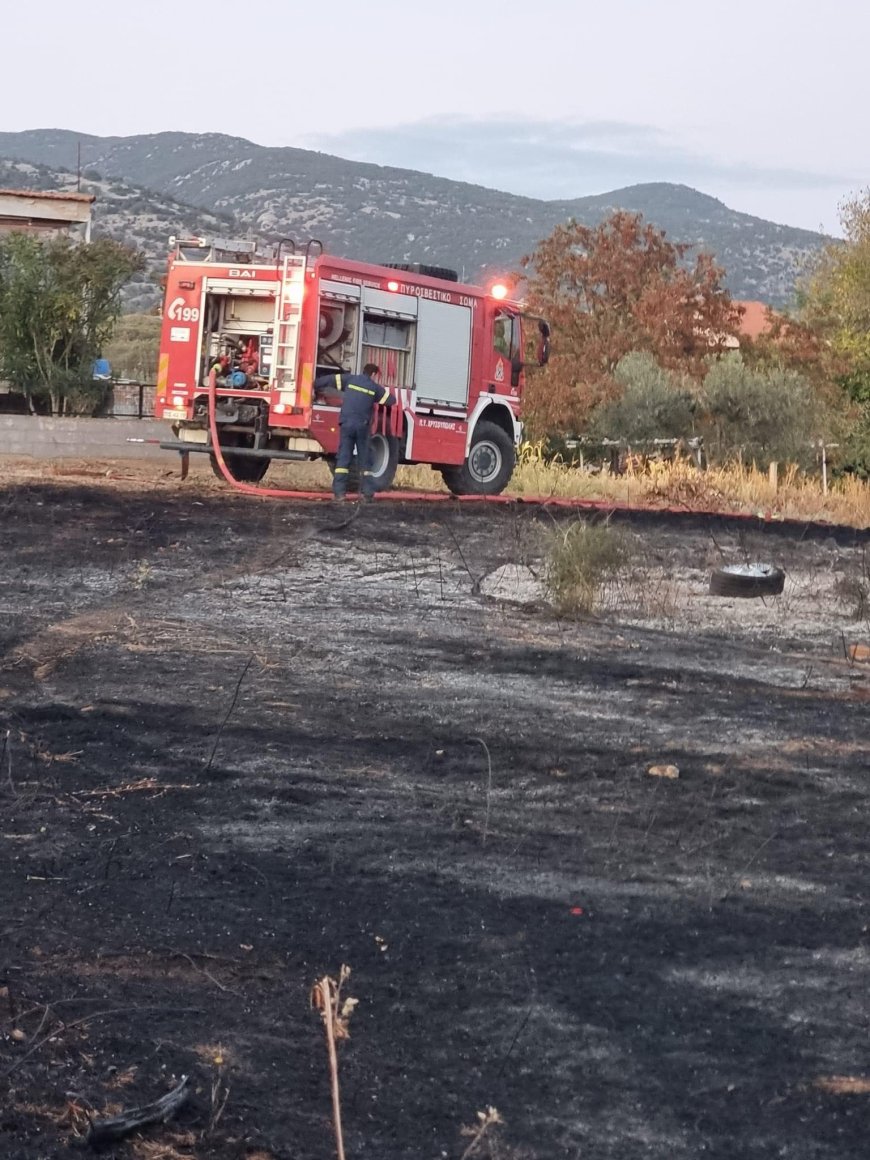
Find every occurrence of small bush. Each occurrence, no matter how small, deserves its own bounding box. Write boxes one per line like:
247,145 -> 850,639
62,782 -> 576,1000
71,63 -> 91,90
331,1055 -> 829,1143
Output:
544,521 -> 629,614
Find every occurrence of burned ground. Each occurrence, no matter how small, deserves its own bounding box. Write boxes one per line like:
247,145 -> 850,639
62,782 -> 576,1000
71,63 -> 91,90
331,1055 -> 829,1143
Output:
1,473 -> 869,1159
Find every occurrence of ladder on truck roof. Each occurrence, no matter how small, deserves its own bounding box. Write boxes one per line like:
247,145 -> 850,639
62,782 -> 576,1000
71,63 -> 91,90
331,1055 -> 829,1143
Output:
169,234 -> 262,261
272,254 -> 307,405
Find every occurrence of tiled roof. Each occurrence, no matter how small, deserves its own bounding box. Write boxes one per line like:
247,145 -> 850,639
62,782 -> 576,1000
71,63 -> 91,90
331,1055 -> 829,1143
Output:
0,188 -> 95,204
734,300 -> 774,340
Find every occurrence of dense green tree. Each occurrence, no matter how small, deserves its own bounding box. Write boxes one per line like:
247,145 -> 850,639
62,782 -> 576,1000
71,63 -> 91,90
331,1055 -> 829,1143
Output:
799,190 -> 870,473
0,233 -> 144,414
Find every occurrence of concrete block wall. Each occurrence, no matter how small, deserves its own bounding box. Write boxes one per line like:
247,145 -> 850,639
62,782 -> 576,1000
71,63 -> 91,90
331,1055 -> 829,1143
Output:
0,415 -> 172,460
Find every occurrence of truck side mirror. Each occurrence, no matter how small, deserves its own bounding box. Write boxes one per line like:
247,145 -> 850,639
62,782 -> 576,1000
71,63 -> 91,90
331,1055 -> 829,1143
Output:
537,320 -> 551,367
511,356 -> 522,388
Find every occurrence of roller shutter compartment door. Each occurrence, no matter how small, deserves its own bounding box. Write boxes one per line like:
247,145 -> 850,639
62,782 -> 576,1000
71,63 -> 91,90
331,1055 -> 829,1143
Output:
414,299 -> 471,407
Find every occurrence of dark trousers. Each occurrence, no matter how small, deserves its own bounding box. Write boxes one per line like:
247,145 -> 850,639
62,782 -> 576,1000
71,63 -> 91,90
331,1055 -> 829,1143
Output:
333,420 -> 372,496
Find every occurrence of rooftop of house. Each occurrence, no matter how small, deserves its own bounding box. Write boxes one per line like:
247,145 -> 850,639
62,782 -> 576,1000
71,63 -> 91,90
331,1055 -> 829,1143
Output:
0,188 -> 95,204
734,299 -> 774,340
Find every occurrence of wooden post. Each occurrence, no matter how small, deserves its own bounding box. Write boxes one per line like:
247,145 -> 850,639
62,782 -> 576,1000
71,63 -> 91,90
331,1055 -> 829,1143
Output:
768,462 -> 778,491
821,442 -> 828,495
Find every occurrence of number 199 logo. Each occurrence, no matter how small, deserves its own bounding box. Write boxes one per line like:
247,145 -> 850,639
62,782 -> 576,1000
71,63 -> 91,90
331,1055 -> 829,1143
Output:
167,296 -> 200,323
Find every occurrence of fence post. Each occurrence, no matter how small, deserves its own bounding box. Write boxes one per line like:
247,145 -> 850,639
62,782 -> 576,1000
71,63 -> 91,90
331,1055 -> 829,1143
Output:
768,462 -> 778,491
821,441 -> 828,495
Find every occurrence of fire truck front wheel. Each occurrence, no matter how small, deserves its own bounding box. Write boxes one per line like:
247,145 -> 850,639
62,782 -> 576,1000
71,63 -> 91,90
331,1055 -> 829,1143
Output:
441,421 -> 516,496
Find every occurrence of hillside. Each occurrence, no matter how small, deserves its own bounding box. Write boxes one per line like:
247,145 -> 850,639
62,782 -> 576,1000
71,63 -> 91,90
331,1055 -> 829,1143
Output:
0,129 -> 830,307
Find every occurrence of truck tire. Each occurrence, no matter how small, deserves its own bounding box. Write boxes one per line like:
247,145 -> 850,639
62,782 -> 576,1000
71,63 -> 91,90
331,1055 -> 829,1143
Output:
367,433 -> 400,491
709,564 -> 785,598
210,453 -> 270,484
326,434 -> 399,493
209,434 -> 270,484
440,421 -> 516,496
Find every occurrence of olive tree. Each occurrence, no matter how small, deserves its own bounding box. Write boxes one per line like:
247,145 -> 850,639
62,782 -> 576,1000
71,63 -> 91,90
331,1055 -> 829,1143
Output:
701,353 -> 823,468
589,352 -> 698,443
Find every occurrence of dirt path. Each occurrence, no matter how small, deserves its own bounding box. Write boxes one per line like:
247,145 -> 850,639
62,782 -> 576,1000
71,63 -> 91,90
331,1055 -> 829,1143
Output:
1,472 -> 869,1159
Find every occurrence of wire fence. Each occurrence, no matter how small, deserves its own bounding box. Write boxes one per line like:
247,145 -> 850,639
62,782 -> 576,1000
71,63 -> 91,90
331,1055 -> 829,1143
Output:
561,436 -> 842,493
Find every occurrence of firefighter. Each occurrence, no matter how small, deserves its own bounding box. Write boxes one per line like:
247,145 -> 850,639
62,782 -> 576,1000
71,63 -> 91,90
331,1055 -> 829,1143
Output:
313,363 -> 396,500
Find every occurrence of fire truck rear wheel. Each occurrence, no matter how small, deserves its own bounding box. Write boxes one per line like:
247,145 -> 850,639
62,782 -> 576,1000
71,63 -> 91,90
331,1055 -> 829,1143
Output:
209,451 -> 270,484
441,421 -> 515,496
326,434 -> 399,493
367,433 -> 400,491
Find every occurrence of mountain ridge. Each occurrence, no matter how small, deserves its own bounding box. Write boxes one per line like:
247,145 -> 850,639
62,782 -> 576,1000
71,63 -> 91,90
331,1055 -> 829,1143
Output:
0,128 -> 829,308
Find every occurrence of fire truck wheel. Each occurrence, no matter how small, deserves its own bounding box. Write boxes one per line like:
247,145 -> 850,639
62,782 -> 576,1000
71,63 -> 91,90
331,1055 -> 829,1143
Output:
367,434 -> 400,491
441,421 -> 515,496
209,452 -> 270,484
326,435 -> 399,493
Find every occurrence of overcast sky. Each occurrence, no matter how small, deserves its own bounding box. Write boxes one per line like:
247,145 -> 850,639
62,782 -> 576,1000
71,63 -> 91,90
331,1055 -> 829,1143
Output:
5,0 -> 867,232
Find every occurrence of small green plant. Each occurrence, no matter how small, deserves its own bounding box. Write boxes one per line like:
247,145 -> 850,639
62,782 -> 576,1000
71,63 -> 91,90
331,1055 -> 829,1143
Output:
544,521 -> 628,614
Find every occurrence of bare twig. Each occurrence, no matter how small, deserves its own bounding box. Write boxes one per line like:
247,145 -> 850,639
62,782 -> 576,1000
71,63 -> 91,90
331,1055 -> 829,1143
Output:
311,966 -> 356,1160
460,1106 -> 504,1159
205,654 -> 255,773
472,737 -> 493,845
3,1006 -> 202,1077
170,950 -> 239,996
716,831 -> 779,906
447,524 -> 483,594
496,1009 -> 531,1080
2,997 -> 110,1029
2,729 -> 15,796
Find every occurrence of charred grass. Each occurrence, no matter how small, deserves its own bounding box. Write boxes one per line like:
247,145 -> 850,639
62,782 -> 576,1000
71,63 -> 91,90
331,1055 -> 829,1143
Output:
1,477 -> 870,1158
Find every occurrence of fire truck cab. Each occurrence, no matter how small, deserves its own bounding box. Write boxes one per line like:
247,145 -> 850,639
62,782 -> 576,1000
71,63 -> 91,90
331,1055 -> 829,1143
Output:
155,236 -> 549,494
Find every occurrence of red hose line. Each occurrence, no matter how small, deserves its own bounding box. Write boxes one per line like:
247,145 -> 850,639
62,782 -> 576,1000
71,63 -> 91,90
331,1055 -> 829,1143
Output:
204,382 -> 812,525
206,375 -> 329,500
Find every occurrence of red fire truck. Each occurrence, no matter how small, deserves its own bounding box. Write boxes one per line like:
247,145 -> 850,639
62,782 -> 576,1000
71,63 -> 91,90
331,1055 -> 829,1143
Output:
155,236 -> 550,493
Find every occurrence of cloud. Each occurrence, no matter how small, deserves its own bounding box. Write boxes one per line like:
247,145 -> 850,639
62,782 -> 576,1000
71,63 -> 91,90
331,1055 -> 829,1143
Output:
306,116 -> 853,223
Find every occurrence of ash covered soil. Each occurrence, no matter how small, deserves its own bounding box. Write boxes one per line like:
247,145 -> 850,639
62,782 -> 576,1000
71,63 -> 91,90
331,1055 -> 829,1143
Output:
1,464 -> 870,1159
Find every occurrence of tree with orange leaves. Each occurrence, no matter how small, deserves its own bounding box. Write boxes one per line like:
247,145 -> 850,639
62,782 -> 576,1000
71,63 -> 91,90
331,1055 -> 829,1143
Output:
520,211 -> 742,435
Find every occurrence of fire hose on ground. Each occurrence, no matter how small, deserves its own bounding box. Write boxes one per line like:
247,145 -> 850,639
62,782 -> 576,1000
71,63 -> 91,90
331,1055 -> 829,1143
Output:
122,380 -> 843,528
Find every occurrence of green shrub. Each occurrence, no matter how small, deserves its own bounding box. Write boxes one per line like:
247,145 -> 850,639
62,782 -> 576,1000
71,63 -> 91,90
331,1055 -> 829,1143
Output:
701,353 -> 822,467
590,352 -> 698,443
544,521 -> 629,614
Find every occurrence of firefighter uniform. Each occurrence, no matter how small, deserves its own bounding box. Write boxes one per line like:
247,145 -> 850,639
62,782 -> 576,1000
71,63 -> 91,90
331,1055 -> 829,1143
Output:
314,370 -> 396,498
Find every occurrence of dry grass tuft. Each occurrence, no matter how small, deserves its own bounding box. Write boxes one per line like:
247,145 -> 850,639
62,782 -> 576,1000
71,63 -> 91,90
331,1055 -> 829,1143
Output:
544,521 -> 629,615
511,452 -> 870,527
395,448 -> 870,530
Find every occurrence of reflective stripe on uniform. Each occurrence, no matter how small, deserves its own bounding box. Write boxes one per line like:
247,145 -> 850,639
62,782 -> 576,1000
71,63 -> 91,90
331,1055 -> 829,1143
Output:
377,389 -> 391,404
347,384 -> 376,396
334,466 -> 350,474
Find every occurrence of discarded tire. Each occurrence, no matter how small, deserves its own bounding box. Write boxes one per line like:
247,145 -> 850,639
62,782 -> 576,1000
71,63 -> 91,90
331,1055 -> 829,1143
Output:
709,563 -> 785,598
